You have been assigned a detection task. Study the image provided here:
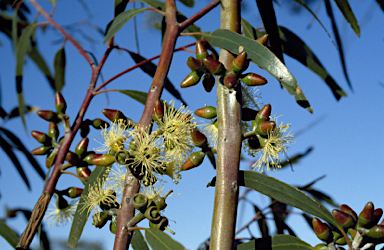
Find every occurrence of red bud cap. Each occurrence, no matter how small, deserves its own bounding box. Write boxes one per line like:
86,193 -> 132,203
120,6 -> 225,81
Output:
65,151 -> 80,166
255,104 -> 271,125
102,109 -> 127,122
55,92 -> 67,114
223,72 -> 238,89
312,218 -> 333,243
194,106 -> 217,119
191,129 -> 208,148
77,167 -> 92,180
31,145 -> 52,155
31,131 -> 51,145
332,209 -> 356,228
84,153 -> 115,166
366,225 -> 384,239
203,57 -> 225,75
66,187 -> 83,198
373,208 -> 383,225
182,151 -> 205,171
154,100 -> 164,117
180,71 -> 202,88
232,51 -> 248,74
256,34 -> 269,45
358,201 -> 375,228
240,73 -> 268,86
256,121 -> 276,136
196,41 -> 208,60
340,204 -> 358,222
187,57 -> 204,71
92,119 -> 109,129
75,137 -> 89,158
37,110 -> 60,123
202,74 -> 215,92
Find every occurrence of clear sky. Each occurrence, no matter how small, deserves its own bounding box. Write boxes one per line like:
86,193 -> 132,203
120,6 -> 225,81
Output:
1,0 -> 384,249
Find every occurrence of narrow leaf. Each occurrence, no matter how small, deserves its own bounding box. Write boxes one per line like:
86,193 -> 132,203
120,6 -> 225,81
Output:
67,165 -> 111,249
118,90 -> 148,105
241,18 -> 257,40
0,128 -> 45,180
178,0 -> 194,7
0,135 -> 30,189
127,51 -> 187,104
256,0 -> 284,63
325,0 -> 352,90
137,0 -> 165,11
145,228 -> 185,250
204,29 -> 312,113
54,46 -> 66,92
104,8 -> 146,44
377,0 -> 384,12
132,230 -> 150,250
237,235 -> 314,250
28,46 -> 55,90
333,0 -> 360,36
114,0 -> 129,16
15,23 -> 36,130
0,219 -> 19,248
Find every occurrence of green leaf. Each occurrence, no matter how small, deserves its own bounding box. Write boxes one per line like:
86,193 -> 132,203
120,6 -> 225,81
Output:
145,228 -> 185,250
178,0 -> 194,7
204,29 -> 312,113
67,165 -> 111,249
138,0 -> 165,11
333,0 -> 360,36
15,24 -> 36,130
237,235 -> 314,250
54,46 -> 66,92
114,0 -> 129,16
104,8 -> 146,44
241,171 -> 342,232
132,230 -> 150,250
119,90 -> 148,105
0,219 -> 19,248
28,46 -> 55,90
241,18 -> 257,40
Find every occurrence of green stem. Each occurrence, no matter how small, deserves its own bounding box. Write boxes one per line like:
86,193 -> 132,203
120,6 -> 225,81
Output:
210,0 -> 241,249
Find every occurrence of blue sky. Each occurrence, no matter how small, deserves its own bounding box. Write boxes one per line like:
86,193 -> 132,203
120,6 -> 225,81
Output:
1,0 -> 384,249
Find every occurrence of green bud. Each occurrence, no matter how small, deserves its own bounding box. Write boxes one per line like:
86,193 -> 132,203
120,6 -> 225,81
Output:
187,57 -> 203,71
77,167 -> 92,180
194,106 -> 217,119
358,202 -> 375,228
232,51 -> 248,74
196,41 -> 208,60
255,104 -> 271,125
31,145 -> 52,155
110,219 -> 117,234
55,92 -> 67,114
37,110 -> 60,123
332,209 -> 356,229
313,243 -> 328,250
190,129 -> 208,148
312,218 -> 333,243
256,121 -> 276,136
84,153 -> 116,166
203,57 -> 225,76
366,225 -> 384,239
152,194 -> 167,211
181,151 -> 205,171
180,71 -> 202,88
48,122 -> 59,140
92,118 -> 109,129
31,131 -> 51,145
202,74 -> 215,92
240,73 -> 268,86
46,149 -> 58,168
75,137 -> 89,158
340,204 -> 358,222
66,187 -> 83,198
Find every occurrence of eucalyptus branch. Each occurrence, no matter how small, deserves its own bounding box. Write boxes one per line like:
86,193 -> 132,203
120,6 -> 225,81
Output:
179,0 -> 220,32
210,0 -> 242,249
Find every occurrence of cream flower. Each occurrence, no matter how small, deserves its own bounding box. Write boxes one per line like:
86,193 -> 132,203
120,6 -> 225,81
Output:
242,84 -> 262,110
44,196 -> 77,227
94,119 -> 133,153
198,120 -> 218,150
106,164 -> 127,196
248,121 -> 294,172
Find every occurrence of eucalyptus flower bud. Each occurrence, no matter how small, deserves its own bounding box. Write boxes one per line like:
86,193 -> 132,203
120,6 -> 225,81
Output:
180,71 -> 202,88
196,41 -> 208,60
202,74 -> 215,92
254,104 -> 271,125
340,204 -> 358,222
223,72 -> 238,89
358,202 -> 375,228
191,129 -> 208,148
31,145 -> 52,155
92,118 -> 109,129
203,57 -> 225,76
75,137 -> 89,158
37,110 -> 60,123
110,219 -> 117,234
366,225 -> 384,239
31,131 -> 51,145
65,187 -> 83,198
66,151 -> 80,166
256,121 -> 276,136
102,109 -> 127,122
256,34 -> 269,45
332,209 -> 356,229
195,106 -> 217,119
77,167 -> 91,180
46,149 -> 58,168
187,57 -> 204,71
84,153 -> 116,166
240,73 -> 268,86
182,151 -> 205,171
55,92 -> 67,114
232,51 -> 248,74
313,218 -> 333,243
313,244 -> 328,250
247,136 -> 261,150
373,208 -> 383,225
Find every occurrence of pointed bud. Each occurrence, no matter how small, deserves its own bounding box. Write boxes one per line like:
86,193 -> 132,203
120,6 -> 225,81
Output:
196,41 -> 208,60
75,137 -> 89,158
312,218 -> 333,243
180,71 -> 202,88
84,153 -> 116,166
55,92 -> 67,114
332,209 -> 356,229
182,151 -> 205,171
194,106 -> 217,119
240,73 -> 268,86
232,51 -> 248,74
203,57 -> 225,75
48,122 -> 59,140
256,34 -> 269,45
31,131 -> 51,145
102,109 -> 127,122
340,204 -> 358,222
145,206 -> 161,223
358,202 -> 375,228
255,104 -> 271,125
335,236 -> 347,245
187,57 -> 204,71
31,145 -> 52,155
191,129 -> 208,148
65,187 -> 83,198
256,121 -> 276,136
65,151 -> 80,166
77,167 -> 92,180
374,208 -> 383,225
37,110 -> 60,123
366,225 -> 384,239
133,193 -> 148,211
202,74 -> 215,92
92,118 -> 108,129
46,150 -> 58,168
242,108 -> 258,121
153,100 -> 164,124
223,72 -> 238,89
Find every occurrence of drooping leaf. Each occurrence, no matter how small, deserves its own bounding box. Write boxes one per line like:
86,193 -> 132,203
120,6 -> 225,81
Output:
302,188 -> 339,207
178,0 -> 194,7
0,219 -> 19,248
127,51 -> 187,105
377,0 -> 384,12
119,90 -> 148,105
145,228 -> 185,250
237,235 -> 314,250
278,147 -> 313,170
28,46 -> 55,90
241,18 -> 257,40
54,46 -> 66,92
67,165 -> 111,249
256,0 -> 284,63
204,29 -> 312,113
114,0 -> 129,16
15,23 -> 36,130
324,0 -> 352,90
104,8 -> 146,44
333,0 -> 360,36
132,229 -> 150,250
0,128 -> 45,180
0,135 -> 30,189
